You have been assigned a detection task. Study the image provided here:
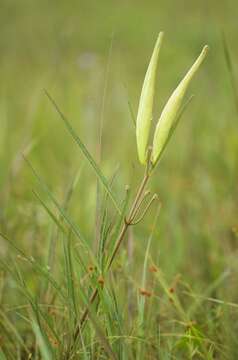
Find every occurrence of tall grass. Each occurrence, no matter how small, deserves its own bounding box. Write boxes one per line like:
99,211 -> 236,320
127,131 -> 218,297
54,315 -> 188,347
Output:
1,35 -> 224,359
0,25 -> 238,360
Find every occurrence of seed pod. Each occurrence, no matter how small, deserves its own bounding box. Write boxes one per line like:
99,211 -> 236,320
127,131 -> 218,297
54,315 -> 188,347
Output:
152,45 -> 209,166
136,32 -> 164,164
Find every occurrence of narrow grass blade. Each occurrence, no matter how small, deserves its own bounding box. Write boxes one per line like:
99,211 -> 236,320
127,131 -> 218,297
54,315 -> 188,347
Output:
63,166 -> 82,212
0,232 -> 66,301
153,265 -> 188,321
0,349 -> 7,360
138,205 -> 161,324
62,233 -> 78,324
22,288 -> 61,347
128,100 -> 136,128
0,312 -> 30,357
1,255 -> 60,355
97,208 -> 110,270
33,190 -> 66,234
96,165 -> 121,271
32,318 -> 53,360
44,90 -> 122,215
221,31 -> 238,115
105,187 -> 130,269
136,205 -> 161,358
24,157 -> 99,271
76,284 -> 117,360
187,270 -> 230,316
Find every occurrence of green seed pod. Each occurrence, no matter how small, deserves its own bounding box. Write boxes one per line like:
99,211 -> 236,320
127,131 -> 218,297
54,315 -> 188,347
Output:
136,32 -> 164,164
152,45 -> 209,166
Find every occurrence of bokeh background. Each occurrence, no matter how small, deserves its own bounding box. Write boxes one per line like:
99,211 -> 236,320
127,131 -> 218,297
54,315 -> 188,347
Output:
1,0 -> 238,356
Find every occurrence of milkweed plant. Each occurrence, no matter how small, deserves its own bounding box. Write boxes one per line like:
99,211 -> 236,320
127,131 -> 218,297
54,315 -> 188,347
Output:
73,32 -> 209,339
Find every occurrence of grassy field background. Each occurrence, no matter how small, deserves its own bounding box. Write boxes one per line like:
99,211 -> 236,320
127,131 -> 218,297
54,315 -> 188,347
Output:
1,0 -> 238,359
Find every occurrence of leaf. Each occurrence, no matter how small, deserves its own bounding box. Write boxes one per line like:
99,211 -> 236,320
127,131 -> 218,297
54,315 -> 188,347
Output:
33,190 -> 66,234
75,283 -> 117,360
32,318 -> 53,360
221,31 -> 238,115
24,157 -> 99,271
0,310 -> 30,357
0,349 -> 7,360
0,232 -> 66,301
44,90 -> 122,215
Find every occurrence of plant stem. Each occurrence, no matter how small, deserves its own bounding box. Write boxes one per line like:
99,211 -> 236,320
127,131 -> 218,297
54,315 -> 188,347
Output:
73,171 -> 150,343
107,173 -> 149,268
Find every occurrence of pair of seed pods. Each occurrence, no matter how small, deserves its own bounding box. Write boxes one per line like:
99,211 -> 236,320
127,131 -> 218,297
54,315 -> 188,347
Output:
136,32 -> 209,167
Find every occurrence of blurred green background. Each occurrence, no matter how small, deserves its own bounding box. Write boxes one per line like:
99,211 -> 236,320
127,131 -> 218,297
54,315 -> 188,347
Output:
1,0 -> 238,355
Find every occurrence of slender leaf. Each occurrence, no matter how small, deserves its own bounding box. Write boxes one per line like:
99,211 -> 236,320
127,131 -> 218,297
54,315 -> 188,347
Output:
44,90 -> 122,215
32,318 -> 53,360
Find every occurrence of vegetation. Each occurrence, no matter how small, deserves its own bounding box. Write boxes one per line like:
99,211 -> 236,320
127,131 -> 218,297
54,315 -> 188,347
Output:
1,1 -> 238,359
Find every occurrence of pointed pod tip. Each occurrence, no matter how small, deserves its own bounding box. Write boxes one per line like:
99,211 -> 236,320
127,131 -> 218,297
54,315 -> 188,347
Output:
153,32 -> 164,52
202,45 -> 209,56
198,45 -> 209,65
157,32 -> 164,43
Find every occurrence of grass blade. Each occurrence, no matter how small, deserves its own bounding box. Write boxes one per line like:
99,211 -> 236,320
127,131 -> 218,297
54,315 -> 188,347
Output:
0,233 -> 66,301
221,31 -> 238,115
0,349 -> 7,360
32,318 -> 53,360
75,284 -> 117,360
44,90 -> 122,215
24,157 -> 99,272
33,190 -> 66,234
0,311 -> 30,357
